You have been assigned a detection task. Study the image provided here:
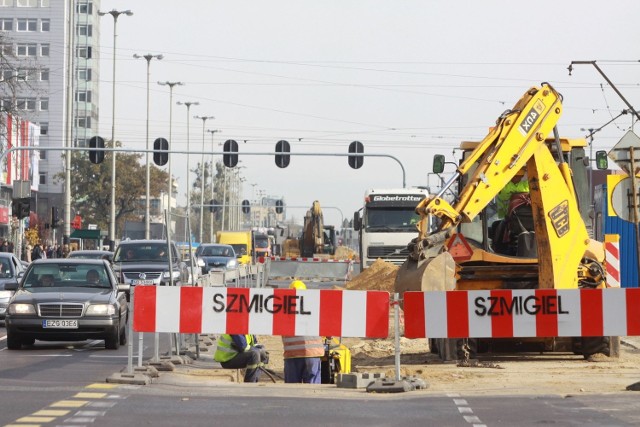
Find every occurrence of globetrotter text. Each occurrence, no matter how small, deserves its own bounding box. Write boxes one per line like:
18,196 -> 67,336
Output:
474,295 -> 568,316
212,292 -> 312,315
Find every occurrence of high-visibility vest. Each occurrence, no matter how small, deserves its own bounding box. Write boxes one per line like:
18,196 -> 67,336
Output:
214,334 -> 254,363
282,336 -> 325,359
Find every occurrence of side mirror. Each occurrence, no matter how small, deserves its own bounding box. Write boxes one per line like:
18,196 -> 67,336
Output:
433,154 -> 445,174
595,150 -> 609,170
118,283 -> 131,293
353,212 -> 361,231
5,282 -> 18,291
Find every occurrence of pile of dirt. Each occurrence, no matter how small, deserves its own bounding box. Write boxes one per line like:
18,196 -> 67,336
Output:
346,258 -> 398,292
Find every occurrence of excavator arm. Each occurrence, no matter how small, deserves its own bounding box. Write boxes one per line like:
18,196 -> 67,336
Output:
408,83 -> 590,288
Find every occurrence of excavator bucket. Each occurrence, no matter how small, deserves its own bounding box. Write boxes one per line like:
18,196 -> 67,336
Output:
394,249 -> 456,298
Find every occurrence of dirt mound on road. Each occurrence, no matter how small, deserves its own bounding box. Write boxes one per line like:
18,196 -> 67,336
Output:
346,258 -> 398,292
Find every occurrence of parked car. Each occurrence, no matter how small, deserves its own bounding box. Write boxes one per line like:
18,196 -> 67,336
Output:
112,240 -> 189,286
195,243 -> 238,274
0,253 -> 26,322
4,258 -> 129,350
67,250 -> 114,262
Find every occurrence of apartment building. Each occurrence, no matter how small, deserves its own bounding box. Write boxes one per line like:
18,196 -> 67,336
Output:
0,0 -> 100,223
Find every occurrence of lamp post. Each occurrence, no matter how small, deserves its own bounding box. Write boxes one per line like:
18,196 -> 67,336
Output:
176,101 -> 199,219
207,129 -> 221,241
133,53 -> 163,239
157,82 -> 184,220
194,115 -> 214,243
98,9 -> 132,250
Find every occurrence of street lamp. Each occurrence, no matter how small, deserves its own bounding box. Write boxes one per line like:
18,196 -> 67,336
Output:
157,81 -> 184,220
176,101 -> 199,216
97,9 -> 133,250
133,53 -> 163,239
194,115 -> 214,243
207,129 -> 221,241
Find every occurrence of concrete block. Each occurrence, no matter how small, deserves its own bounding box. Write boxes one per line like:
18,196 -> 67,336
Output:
336,372 -> 386,389
132,365 -> 159,378
106,372 -> 151,386
366,378 -> 414,394
160,355 -> 189,365
146,361 -> 175,372
403,376 -> 429,390
627,381 -> 640,391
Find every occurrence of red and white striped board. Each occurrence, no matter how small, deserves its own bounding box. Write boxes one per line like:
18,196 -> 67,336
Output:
134,286 -> 389,338
404,288 -> 640,339
264,256 -> 353,263
605,234 -> 621,288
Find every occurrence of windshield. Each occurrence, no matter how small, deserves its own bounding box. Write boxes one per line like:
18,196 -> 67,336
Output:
0,258 -> 15,278
365,208 -> 420,231
255,238 -> 269,248
22,263 -> 110,289
114,243 -> 174,262
199,245 -> 234,257
230,244 -> 247,257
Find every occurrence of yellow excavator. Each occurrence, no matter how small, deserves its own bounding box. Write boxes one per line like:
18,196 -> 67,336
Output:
395,83 -> 615,360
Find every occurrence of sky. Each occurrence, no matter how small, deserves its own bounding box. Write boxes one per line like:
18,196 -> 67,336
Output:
97,0 -> 640,227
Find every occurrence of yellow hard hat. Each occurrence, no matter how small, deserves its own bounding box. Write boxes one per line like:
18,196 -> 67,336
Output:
289,280 -> 307,290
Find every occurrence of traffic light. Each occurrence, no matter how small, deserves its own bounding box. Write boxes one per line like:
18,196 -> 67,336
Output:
223,139 -> 239,168
51,206 -> 59,228
153,137 -> 169,166
241,199 -> 250,214
348,140 -> 364,169
12,198 -> 30,219
89,136 -> 105,164
275,199 -> 284,214
275,140 -> 290,168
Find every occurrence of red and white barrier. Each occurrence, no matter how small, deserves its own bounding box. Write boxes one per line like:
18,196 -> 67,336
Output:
134,286 -> 389,338
265,256 -> 353,263
605,234 -> 621,288
404,288 -> 640,339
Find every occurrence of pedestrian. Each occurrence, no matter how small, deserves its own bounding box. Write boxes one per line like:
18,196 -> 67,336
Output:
31,243 -> 43,261
282,280 -> 325,384
0,240 -> 8,252
214,334 -> 269,383
8,241 -> 14,254
25,244 -> 32,263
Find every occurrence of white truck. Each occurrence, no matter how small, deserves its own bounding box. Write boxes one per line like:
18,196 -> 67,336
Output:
353,188 -> 429,270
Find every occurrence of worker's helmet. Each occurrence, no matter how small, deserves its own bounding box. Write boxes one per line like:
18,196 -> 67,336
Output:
289,280 -> 307,290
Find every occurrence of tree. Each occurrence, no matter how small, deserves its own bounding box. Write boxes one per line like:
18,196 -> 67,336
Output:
54,140 -> 169,235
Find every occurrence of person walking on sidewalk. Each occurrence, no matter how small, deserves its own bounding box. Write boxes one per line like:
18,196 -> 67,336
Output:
214,334 -> 268,383
282,280 -> 325,384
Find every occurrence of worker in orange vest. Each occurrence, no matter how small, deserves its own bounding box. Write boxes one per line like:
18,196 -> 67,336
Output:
282,280 -> 325,383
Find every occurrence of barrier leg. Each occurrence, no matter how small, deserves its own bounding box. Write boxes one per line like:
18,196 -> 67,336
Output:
394,293 -> 401,381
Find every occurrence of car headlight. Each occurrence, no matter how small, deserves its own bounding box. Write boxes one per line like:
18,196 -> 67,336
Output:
8,303 -> 36,315
162,271 -> 181,280
0,290 -> 13,299
86,304 -> 116,316
227,259 -> 237,269
197,258 -> 205,267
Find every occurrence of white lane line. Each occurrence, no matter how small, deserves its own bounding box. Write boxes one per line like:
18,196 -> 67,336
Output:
458,407 -> 474,414
0,335 -> 6,341
464,415 -> 482,423
89,354 -> 134,358
22,354 -> 72,357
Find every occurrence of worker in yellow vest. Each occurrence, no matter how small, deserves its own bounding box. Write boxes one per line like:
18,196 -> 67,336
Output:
282,280 -> 325,383
214,334 -> 268,383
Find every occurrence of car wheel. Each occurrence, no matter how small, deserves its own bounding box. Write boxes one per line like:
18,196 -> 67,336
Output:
105,322 -> 120,350
6,332 -> 22,350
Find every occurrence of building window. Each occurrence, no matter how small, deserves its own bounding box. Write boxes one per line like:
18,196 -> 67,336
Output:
17,0 -> 37,6
40,68 -> 48,81
0,0 -> 12,7
77,2 -> 92,14
40,44 -> 49,56
39,98 -> 48,110
17,18 -> 37,31
39,150 -> 46,159
17,44 -> 37,56
39,172 -> 46,185
40,19 -> 49,31
76,46 -> 91,59
75,116 -> 91,128
16,98 -> 36,111
39,123 -> 48,135
0,18 -> 12,31
75,90 -> 92,103
77,68 -> 92,81
0,99 -> 12,110
76,24 -> 92,37
1,69 -> 14,81
16,68 -> 28,81
0,44 -> 12,55
40,0 -> 49,6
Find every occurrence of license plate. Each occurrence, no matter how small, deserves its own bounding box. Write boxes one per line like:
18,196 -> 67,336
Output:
132,279 -> 154,285
43,319 -> 78,329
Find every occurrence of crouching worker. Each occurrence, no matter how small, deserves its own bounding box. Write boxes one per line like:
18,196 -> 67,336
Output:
283,281 -> 325,384
214,334 -> 269,383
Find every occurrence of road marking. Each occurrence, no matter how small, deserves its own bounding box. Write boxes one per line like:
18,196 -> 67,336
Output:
22,354 -> 72,357
32,409 -> 70,416
50,400 -> 89,408
16,415 -> 56,423
86,383 -> 119,389
89,354 -> 131,358
0,335 -> 6,341
74,392 -> 107,399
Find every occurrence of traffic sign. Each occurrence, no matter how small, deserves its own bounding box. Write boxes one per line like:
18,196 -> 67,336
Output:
608,130 -> 640,175
611,176 -> 640,222
446,233 -> 473,262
